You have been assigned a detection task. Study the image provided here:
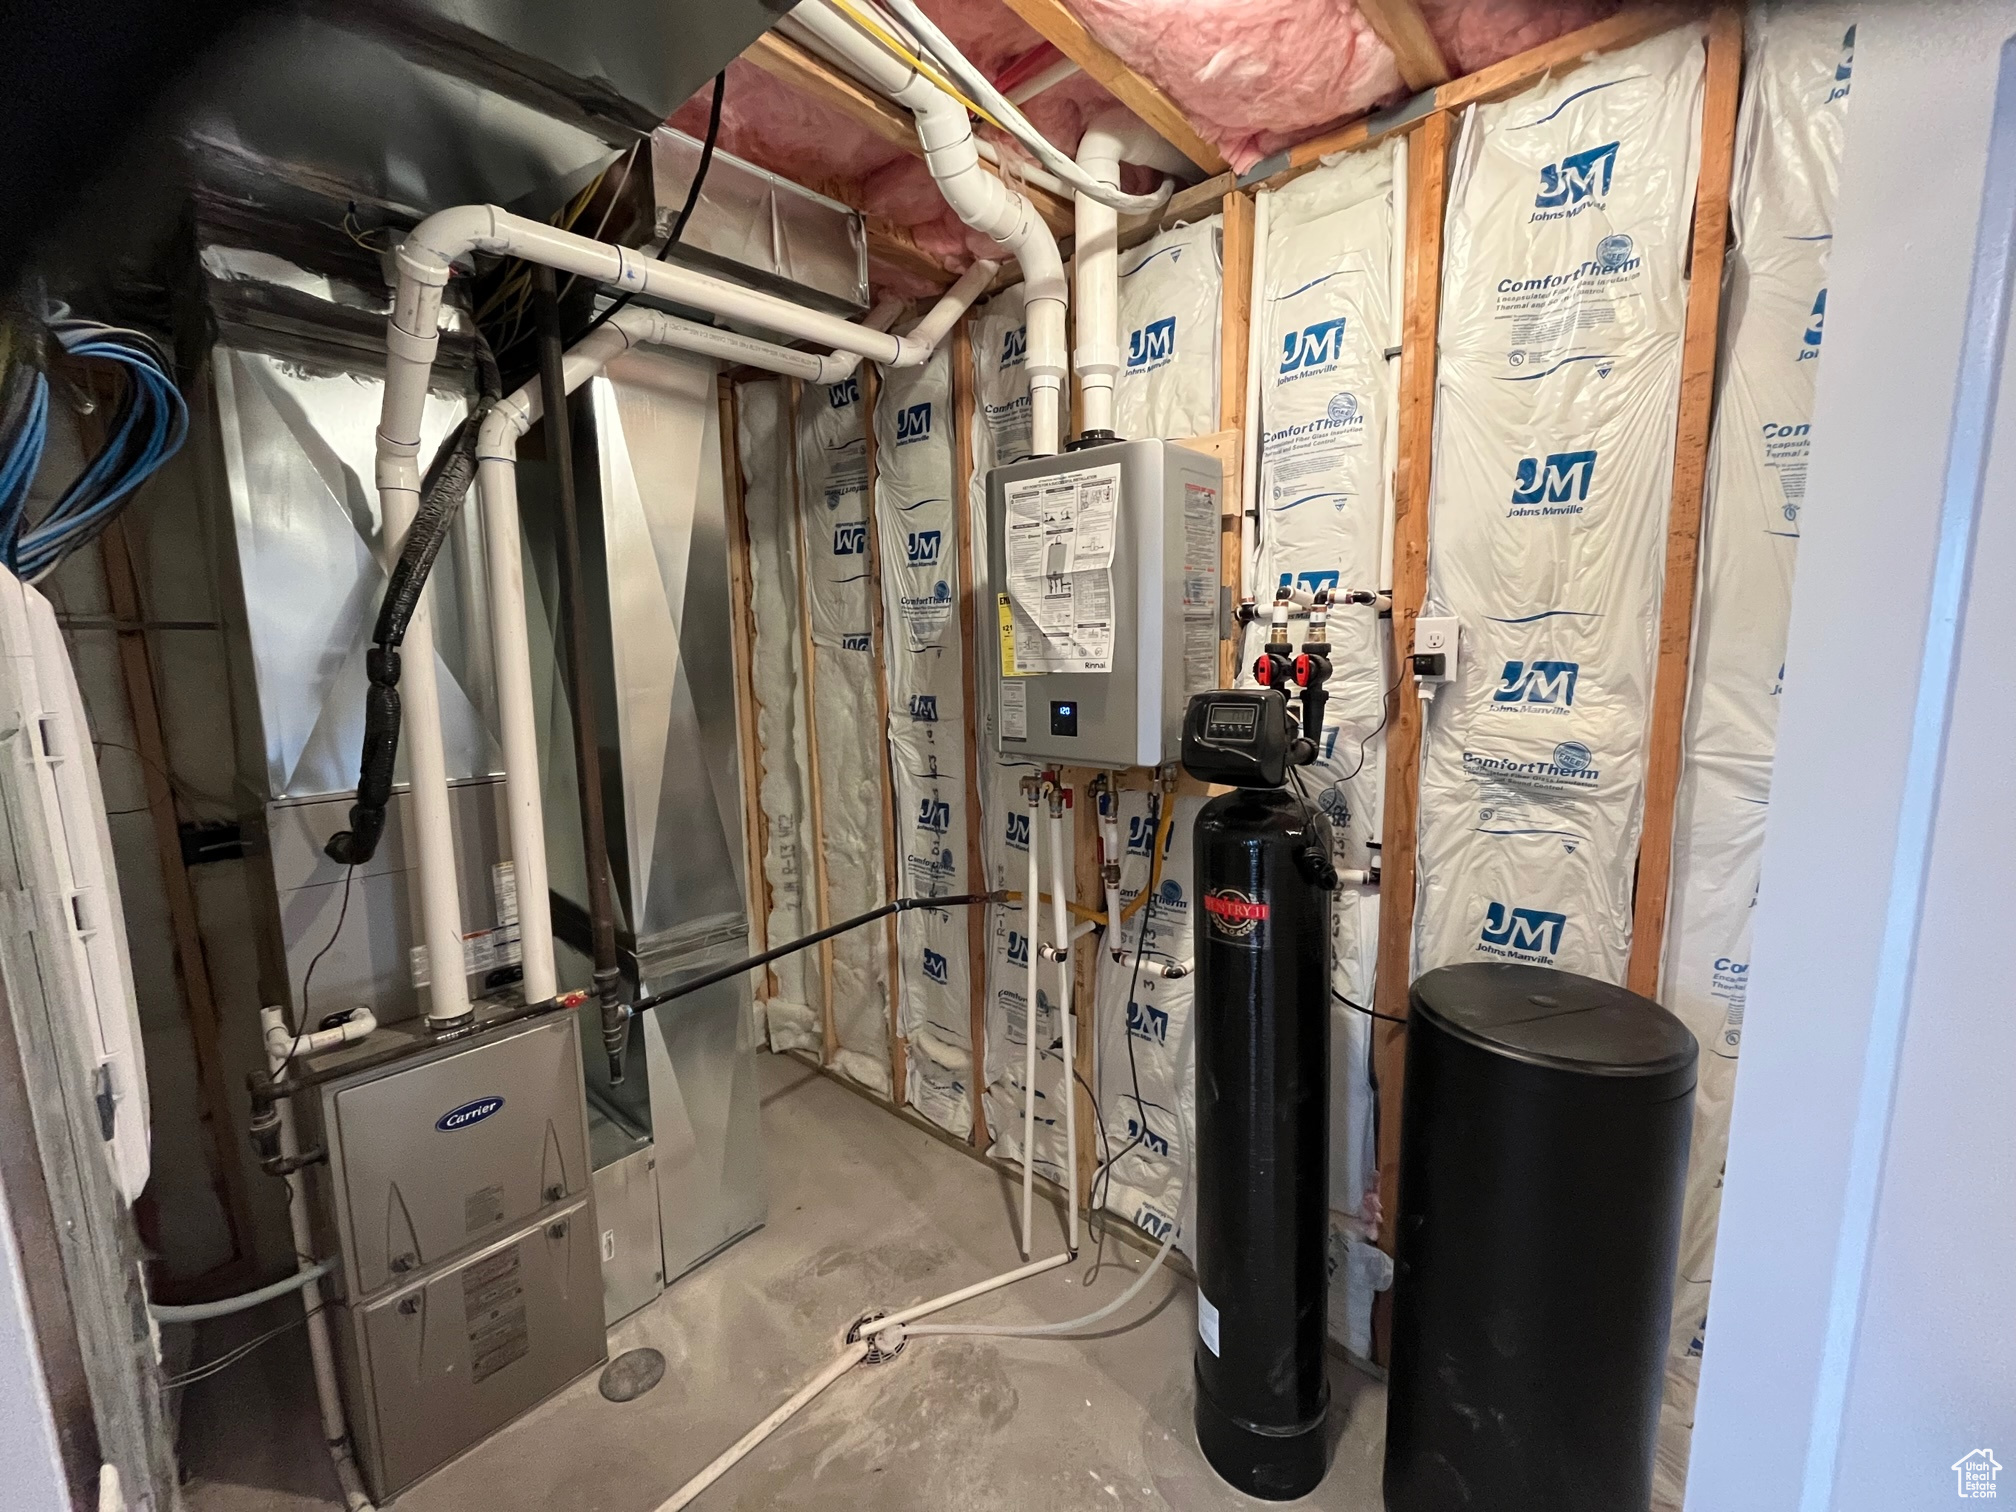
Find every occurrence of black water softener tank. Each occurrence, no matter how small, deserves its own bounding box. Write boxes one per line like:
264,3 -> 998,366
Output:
1191,785 -> 1333,1499
1384,962 -> 1698,1512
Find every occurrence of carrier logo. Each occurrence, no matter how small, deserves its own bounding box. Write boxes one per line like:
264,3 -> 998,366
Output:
1511,450 -> 1597,512
1203,888 -> 1268,943
1007,930 -> 1029,967
436,1096 -> 505,1132
1534,141 -> 1618,218
1480,902 -> 1567,960
917,797 -> 951,835
908,694 -> 939,722
1001,326 -> 1027,369
827,376 -> 859,409
1005,812 -> 1030,850
841,633 -> 872,652
1126,997 -> 1169,1045
1827,24 -> 1854,102
1493,659 -> 1579,707
1279,318 -> 1346,378
1127,316 -> 1177,372
833,521 -> 867,555
922,947 -> 950,985
906,528 -> 942,566
1799,288 -> 1826,360
896,403 -> 933,444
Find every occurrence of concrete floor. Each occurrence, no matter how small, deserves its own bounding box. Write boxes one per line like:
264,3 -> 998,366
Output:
179,1052 -> 1386,1512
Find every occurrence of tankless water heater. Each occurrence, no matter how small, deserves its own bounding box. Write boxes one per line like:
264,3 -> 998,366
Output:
984,438 -> 1223,768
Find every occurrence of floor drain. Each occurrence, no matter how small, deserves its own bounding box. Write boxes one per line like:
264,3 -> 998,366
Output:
599,1347 -> 666,1402
847,1311 -> 906,1365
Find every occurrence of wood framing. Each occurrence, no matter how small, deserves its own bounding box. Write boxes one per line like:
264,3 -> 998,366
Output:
951,318 -> 991,1147
994,0 -> 1228,174
97,518 -> 256,1282
1370,109 -> 1454,1357
860,365 -> 909,1104
1628,5 -> 1745,997
717,378 -> 777,997
1355,0 -> 1452,93
867,218 -> 959,290
1217,187 -> 1255,688
785,380 -> 841,1063
1277,2 -> 1704,177
742,29 -> 1073,235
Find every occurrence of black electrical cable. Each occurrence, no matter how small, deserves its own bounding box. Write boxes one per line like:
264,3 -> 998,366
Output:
1334,658 -> 1408,786
1334,987 -> 1409,1027
324,336 -> 503,866
575,70 -> 726,346
631,892 -> 1001,1014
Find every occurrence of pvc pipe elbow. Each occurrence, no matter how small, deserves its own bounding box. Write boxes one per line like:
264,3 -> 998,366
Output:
402,204 -> 506,281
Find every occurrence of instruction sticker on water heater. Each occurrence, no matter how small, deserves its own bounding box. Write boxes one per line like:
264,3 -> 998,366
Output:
1003,463 -> 1119,674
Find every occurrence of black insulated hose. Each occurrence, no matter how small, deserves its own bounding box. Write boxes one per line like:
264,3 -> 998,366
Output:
325,338 -> 503,867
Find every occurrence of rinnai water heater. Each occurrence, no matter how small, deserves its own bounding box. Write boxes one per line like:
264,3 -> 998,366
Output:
984,438 -> 1222,767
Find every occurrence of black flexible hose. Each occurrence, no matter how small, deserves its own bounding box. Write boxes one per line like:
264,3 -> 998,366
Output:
325,337 -> 502,866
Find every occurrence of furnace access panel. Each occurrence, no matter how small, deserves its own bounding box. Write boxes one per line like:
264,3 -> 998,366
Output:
985,439 -> 1222,767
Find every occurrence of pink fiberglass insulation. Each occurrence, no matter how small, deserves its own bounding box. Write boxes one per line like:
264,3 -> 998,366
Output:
1416,0 -> 1619,77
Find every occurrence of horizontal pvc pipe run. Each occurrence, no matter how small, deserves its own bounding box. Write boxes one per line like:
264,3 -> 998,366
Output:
149,1258 -> 338,1324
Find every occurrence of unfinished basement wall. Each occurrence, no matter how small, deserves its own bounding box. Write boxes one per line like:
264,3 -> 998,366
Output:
1652,9 -> 1854,1504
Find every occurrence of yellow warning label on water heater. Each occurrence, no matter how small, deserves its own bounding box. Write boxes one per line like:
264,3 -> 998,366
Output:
996,593 -> 1023,677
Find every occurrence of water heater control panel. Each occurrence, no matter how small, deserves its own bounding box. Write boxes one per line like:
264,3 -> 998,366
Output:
984,438 -> 1222,767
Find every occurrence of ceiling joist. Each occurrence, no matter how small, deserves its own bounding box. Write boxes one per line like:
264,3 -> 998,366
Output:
992,0 -> 1228,174
1354,0 -> 1452,93
742,29 -> 1073,236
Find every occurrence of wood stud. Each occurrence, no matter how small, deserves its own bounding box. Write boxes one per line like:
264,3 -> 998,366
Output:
1628,6 -> 1746,996
717,379 -> 777,998
860,365 -> 910,1106
951,319 -> 992,1147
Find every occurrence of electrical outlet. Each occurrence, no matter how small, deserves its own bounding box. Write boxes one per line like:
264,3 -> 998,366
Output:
1413,616 -> 1460,682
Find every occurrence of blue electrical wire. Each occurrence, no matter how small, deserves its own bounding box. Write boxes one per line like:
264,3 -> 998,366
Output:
0,316 -> 189,582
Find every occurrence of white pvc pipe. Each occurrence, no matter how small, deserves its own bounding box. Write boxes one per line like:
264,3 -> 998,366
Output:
1021,784 -> 1042,1258
150,1258 -> 337,1324
1006,55 -> 1082,105
258,1007 -> 374,1512
874,1251 -> 1074,1332
1074,109 -> 1198,440
788,0 -> 1068,454
655,1340 -> 870,1512
1242,190 -> 1272,602
263,1006 -> 376,1064
1381,138 -> 1408,596
1048,797 -> 1078,1254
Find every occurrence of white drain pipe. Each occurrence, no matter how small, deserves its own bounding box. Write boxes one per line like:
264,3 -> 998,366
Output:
788,0 -> 1068,454
1073,108 -> 1196,440
1020,778 -> 1043,1257
1047,791 -> 1079,1254
1242,189 -> 1272,602
473,283 -> 989,1004
374,201 -> 987,1027
258,1006 -> 374,1512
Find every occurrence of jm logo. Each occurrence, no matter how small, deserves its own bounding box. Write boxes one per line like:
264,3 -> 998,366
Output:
1279,318 -> 1346,376
917,798 -> 951,835
1127,316 -> 1176,371
1827,24 -> 1854,100
896,402 -> 933,444
1535,141 -> 1619,209
1001,326 -> 1027,369
1512,450 -> 1598,505
922,948 -> 949,985
1126,998 -> 1169,1045
1126,815 -> 1154,855
1125,1114 -> 1171,1159
841,633 -> 871,652
1277,567 -> 1341,596
827,376 -> 859,409
1005,812 -> 1030,849
907,529 -> 941,566
908,694 -> 938,722
833,521 -> 867,555
1493,660 -> 1580,706
1800,288 -> 1826,359
1482,902 -> 1567,956
1007,930 -> 1029,967
1135,1206 -> 1173,1241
